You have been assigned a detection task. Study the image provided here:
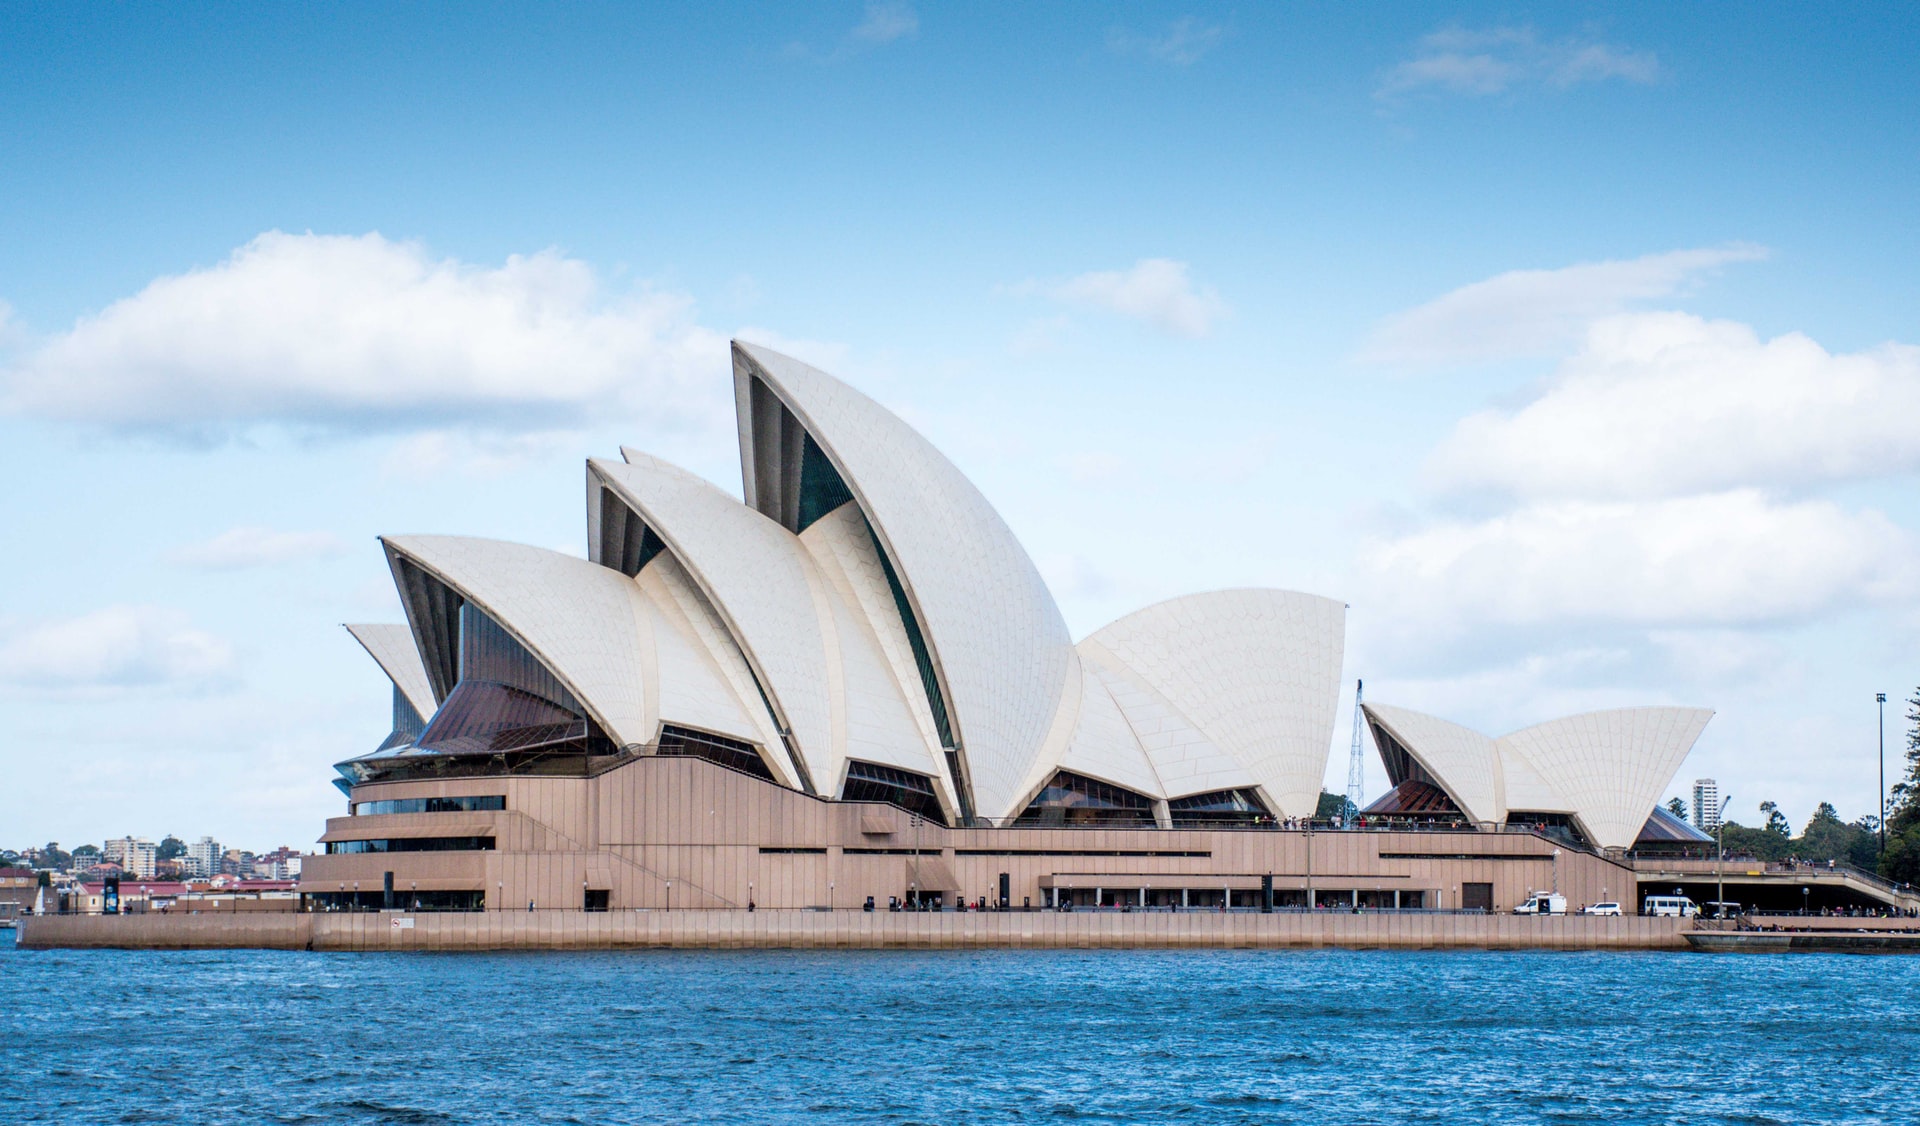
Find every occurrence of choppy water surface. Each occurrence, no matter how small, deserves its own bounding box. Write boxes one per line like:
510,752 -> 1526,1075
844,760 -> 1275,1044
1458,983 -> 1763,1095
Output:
4,930 -> 1917,1125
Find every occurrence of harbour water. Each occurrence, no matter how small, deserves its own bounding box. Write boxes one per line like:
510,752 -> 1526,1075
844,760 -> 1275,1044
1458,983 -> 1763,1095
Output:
4,929 -> 1916,1125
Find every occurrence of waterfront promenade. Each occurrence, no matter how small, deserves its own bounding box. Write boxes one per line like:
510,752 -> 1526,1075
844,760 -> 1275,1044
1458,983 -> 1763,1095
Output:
19,909 -> 1692,951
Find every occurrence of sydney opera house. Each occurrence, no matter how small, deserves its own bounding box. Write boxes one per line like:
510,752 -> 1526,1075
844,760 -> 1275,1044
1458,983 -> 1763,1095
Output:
299,342 -> 1714,915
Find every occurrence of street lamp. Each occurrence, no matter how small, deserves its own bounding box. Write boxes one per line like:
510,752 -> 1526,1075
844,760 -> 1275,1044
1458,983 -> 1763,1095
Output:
1716,794 -> 1733,919
1879,693 -> 1889,860
665,880 -> 673,913
1802,886 -> 1810,916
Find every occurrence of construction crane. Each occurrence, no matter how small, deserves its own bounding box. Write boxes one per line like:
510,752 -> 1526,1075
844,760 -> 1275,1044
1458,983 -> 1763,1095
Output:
1344,679 -> 1365,818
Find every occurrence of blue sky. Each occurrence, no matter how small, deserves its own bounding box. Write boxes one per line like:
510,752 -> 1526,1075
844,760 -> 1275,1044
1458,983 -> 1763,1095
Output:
3,3 -> 1917,850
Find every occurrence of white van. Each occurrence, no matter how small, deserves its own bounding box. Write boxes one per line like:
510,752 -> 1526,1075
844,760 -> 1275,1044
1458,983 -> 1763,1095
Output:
1513,892 -> 1567,915
1643,895 -> 1698,918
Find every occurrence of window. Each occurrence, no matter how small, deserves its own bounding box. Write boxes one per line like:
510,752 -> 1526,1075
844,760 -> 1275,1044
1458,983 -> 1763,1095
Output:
658,725 -> 773,780
583,889 -> 609,912
1167,789 -> 1273,827
352,796 -> 505,816
325,837 -> 495,854
405,604 -> 618,760
306,890 -> 485,912
841,761 -> 947,825
1016,772 -> 1155,827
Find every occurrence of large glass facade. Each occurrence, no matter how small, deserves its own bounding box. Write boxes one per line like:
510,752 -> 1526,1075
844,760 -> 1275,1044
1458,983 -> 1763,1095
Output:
324,836 -> 496,854
352,795 -> 505,816
841,761 -> 947,825
1166,788 -> 1273,827
1504,812 -> 1590,848
657,724 -> 773,780
1016,772 -> 1155,827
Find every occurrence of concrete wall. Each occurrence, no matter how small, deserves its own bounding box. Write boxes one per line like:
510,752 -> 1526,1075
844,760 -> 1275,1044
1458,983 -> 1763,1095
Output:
18,909 -> 1689,952
303,757 -> 1640,915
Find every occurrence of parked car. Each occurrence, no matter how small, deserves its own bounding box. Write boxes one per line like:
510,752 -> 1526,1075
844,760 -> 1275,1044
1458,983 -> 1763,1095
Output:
1581,902 -> 1622,916
1513,892 -> 1567,915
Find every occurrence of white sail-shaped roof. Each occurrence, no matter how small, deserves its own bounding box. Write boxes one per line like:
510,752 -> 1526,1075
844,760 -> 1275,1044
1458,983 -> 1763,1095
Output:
590,454 -> 835,792
1498,707 -> 1713,851
1080,590 -> 1345,819
343,622 -> 436,721
382,535 -> 656,747
1364,700 -> 1714,850
732,341 -> 1074,819
1362,702 -> 1500,824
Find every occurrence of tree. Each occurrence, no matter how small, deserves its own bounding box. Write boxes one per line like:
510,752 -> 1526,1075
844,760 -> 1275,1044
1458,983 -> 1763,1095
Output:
1718,820 -> 1790,861
1667,797 -> 1689,821
157,835 -> 187,862
1759,801 -> 1790,837
40,842 -> 71,871
1880,687 -> 1920,884
1316,791 -> 1355,820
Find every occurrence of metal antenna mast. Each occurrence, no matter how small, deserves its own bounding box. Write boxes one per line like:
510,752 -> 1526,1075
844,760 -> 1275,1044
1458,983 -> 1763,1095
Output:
1345,679 -> 1365,817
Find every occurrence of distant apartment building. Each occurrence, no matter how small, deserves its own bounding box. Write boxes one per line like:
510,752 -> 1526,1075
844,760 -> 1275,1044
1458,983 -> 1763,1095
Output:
1692,779 -> 1721,833
185,836 -> 223,878
101,837 -> 157,879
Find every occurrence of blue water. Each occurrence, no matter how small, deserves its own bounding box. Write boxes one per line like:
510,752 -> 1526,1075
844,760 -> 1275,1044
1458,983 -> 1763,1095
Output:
3,930 -> 1917,1125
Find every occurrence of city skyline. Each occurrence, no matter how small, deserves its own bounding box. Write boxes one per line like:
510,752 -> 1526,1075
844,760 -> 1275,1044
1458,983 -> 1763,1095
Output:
2,4 -> 1917,846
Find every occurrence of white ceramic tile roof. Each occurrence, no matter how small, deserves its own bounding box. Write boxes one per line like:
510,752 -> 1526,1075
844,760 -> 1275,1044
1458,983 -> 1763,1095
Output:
633,553 -> 794,783
343,622 -> 437,721
797,503 -> 956,807
1077,657 -> 1251,800
1362,700 -> 1713,850
1081,590 -> 1345,819
380,535 -> 653,748
1361,702 -> 1500,824
1496,707 -> 1713,851
734,342 -> 1073,819
590,454 -> 836,792
1050,659 -> 1167,800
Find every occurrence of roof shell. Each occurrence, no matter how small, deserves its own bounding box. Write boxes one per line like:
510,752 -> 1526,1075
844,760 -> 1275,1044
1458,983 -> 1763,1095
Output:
343,622 -> 436,720
1497,707 -> 1713,851
1361,702 -> 1500,824
732,341 -> 1073,819
380,534 -> 654,748
590,454 -> 834,792
1081,589 -> 1345,819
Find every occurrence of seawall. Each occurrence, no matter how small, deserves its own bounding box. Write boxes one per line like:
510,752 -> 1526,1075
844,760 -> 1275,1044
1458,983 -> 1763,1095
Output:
16,911 -> 1690,952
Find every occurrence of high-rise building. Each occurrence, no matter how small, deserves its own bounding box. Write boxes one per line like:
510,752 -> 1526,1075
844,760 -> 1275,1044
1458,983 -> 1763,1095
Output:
101,837 -> 157,879
186,836 -> 223,878
1692,779 -> 1721,832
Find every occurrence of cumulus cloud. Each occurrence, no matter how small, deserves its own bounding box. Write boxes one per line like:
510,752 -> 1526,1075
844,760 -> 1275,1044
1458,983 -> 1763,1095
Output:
1360,490 -> 1917,633
0,606 -> 235,690
1108,17 -> 1226,66
1363,245 -> 1766,366
165,527 -> 347,569
1430,312 -> 1920,499
1378,25 -> 1660,101
0,231 -> 729,438
1016,259 -> 1226,338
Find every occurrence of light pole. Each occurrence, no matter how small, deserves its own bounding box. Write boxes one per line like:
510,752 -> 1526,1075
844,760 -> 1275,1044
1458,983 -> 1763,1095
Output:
665,880 -> 672,913
1879,693 -> 1889,860
1716,795 -> 1732,919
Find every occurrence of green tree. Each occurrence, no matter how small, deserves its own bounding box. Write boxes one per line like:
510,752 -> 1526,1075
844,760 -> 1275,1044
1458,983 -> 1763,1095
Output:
1666,797 -> 1689,821
1719,820 -> 1790,861
157,835 -> 187,862
40,842 -> 71,870
1759,801 -> 1790,837
1316,791 -> 1355,820
1880,687 -> 1920,884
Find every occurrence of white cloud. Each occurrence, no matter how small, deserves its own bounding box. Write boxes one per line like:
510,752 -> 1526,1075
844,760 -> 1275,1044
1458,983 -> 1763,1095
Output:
1018,259 -> 1226,337
1360,489 -> 1917,634
1108,17 -> 1226,66
852,2 -> 917,44
1378,25 -> 1660,101
1430,312 -> 1920,499
1,231 -> 730,438
0,606 -> 235,690
1362,245 -> 1766,366
165,527 -> 346,569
